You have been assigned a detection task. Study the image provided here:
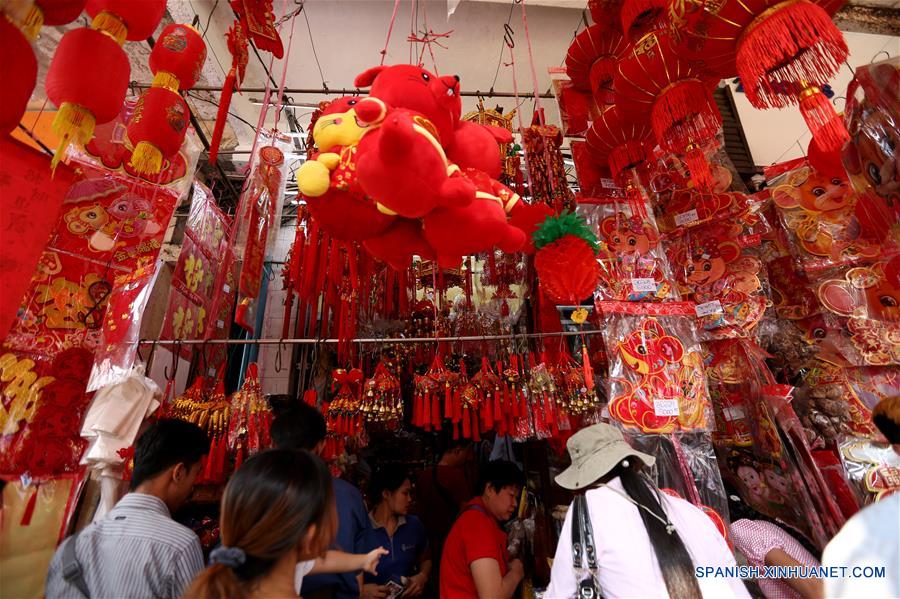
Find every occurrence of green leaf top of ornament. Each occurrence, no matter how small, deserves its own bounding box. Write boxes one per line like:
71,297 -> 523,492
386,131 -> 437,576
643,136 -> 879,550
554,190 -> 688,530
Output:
532,210 -> 599,254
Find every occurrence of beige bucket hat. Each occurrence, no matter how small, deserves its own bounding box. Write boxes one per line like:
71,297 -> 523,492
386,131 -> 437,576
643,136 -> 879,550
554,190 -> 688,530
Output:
555,423 -> 656,490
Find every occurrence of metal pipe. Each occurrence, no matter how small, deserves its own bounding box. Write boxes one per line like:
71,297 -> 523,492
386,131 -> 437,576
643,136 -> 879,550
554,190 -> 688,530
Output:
138,328 -> 601,347
132,82 -> 554,99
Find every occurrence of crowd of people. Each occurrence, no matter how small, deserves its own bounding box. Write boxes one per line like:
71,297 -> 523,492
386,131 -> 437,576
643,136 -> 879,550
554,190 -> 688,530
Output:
44,396 -> 900,599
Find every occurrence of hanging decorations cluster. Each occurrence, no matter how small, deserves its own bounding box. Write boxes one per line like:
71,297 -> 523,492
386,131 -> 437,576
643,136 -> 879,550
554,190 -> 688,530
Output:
127,23 -> 207,175
45,0 -> 167,168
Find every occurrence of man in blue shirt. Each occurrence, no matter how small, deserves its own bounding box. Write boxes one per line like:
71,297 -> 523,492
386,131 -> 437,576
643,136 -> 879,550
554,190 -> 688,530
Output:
362,466 -> 431,598
272,404 -> 368,599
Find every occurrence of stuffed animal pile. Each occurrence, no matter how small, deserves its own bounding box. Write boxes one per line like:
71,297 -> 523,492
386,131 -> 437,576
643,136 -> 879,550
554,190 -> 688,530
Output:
296,64 -> 548,269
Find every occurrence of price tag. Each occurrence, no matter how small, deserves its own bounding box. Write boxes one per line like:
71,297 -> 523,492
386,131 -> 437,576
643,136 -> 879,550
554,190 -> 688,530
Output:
654,399 -> 680,417
675,209 -> 699,227
223,284 -> 231,293
601,407 -> 610,420
217,319 -> 225,329
738,234 -> 761,248
723,405 -> 746,421
695,300 -> 724,317
600,178 -> 617,189
631,278 -> 657,293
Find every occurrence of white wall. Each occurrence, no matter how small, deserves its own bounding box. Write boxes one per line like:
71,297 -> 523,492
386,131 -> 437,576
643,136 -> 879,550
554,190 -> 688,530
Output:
728,31 -> 900,167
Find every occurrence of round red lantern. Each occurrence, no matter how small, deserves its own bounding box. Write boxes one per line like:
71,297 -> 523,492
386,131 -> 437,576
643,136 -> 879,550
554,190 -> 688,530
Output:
668,0 -> 849,152
565,24 -> 626,105
0,16 -> 37,136
127,87 -> 190,175
12,0 -> 85,39
615,32 -> 722,189
149,24 -> 207,92
588,0 -> 625,29
85,0 -> 167,43
46,26 -> 129,167
533,211 -> 602,305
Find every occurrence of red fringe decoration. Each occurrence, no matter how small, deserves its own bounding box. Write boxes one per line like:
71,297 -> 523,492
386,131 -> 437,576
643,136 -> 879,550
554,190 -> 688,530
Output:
208,67 -> 236,165
799,86 -> 849,153
651,79 -> 721,151
685,144 -> 714,191
736,0 -> 848,110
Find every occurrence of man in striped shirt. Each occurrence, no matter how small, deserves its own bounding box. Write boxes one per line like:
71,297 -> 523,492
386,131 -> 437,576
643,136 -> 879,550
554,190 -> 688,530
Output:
46,418 -> 210,599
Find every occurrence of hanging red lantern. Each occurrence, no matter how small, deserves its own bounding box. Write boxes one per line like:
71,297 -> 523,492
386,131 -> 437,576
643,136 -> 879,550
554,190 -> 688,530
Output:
615,32 -> 722,190
126,23 -> 206,175
589,0 -> 625,29
127,88 -> 190,175
45,0 -> 165,168
149,23 -> 207,92
566,24 -> 627,106
668,0 -> 849,152
45,27 -> 129,167
585,104 -> 655,213
533,210 -> 602,305
85,0 -> 167,43
0,16 -> 37,137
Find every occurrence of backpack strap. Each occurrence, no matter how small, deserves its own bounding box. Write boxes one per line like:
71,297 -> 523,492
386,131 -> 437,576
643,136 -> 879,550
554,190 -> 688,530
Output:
61,532 -> 90,598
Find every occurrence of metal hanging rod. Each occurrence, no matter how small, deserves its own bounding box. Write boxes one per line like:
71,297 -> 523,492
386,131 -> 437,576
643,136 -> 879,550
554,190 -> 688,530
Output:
138,329 -> 603,347
132,82 -> 554,99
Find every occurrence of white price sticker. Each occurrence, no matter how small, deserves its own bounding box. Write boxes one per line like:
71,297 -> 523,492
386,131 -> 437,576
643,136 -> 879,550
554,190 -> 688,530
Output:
654,399 -> 680,417
600,178 -> 617,189
675,209 -> 699,227
601,407 -> 610,420
723,405 -> 746,422
631,278 -> 657,293
223,284 -> 231,293
695,300 -> 724,317
217,319 -> 225,329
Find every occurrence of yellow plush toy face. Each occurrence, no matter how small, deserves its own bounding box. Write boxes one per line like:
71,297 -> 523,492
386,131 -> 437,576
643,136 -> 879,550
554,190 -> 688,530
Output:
313,109 -> 369,153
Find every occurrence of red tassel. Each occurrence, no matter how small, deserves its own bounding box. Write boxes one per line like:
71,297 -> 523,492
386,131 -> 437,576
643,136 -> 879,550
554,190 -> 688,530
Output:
493,389 -> 502,421
472,410 -> 482,441
462,407 -> 472,438
799,86 -> 849,153
423,394 -> 432,429
234,445 -> 244,472
209,67 -> 236,165
582,345 -> 595,391
685,144 -> 714,192
452,390 -> 462,423
20,485 -> 38,526
444,384 -> 453,419
431,395 -> 442,428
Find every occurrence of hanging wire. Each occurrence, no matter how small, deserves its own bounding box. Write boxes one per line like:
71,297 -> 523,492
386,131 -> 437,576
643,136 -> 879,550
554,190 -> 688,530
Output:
302,6 -> 328,90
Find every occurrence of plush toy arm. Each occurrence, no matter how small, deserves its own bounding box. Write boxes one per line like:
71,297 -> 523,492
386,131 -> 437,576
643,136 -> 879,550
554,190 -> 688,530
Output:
318,152 -> 341,170
296,160 -> 332,197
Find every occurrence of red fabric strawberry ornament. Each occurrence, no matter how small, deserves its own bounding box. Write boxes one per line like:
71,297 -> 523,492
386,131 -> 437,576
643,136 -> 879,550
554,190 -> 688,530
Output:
533,210 -> 601,304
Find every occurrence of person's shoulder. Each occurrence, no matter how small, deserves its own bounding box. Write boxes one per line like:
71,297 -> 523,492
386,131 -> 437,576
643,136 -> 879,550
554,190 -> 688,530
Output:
405,514 -> 426,531
332,476 -> 363,498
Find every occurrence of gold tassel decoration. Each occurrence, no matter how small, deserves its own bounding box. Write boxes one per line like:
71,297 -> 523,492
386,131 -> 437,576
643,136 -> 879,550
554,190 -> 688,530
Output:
51,103 -> 96,171
90,11 -> 127,46
151,71 -> 181,93
19,5 -> 44,41
129,141 -> 164,175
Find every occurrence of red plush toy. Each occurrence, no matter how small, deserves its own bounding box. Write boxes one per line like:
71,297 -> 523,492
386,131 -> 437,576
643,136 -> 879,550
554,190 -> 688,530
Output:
363,218 -> 435,270
423,168 -> 526,268
297,96 -> 393,241
354,97 -> 476,219
447,119 -> 514,179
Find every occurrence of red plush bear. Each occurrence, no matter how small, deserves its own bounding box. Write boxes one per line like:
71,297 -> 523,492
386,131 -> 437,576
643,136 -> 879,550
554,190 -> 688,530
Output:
363,218 -> 435,270
298,96 -> 394,241
423,168 -> 526,268
353,97 -> 476,219
446,119 -> 514,179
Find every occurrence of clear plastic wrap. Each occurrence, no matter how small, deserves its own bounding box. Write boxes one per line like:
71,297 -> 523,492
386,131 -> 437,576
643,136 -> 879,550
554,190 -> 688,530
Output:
580,202 -> 680,302
598,302 -> 713,433
838,436 -> 900,506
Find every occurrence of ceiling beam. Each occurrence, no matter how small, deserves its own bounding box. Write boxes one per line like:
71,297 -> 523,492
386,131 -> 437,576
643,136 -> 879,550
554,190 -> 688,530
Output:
835,3 -> 900,36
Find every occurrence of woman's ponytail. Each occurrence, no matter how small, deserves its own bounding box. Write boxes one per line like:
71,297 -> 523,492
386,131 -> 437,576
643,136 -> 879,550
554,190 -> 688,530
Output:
184,563 -> 242,599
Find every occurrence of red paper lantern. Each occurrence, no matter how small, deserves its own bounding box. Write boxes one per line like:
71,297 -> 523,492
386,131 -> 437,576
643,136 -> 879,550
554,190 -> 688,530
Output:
0,17 -> 37,137
589,0 -> 625,29
533,211 -> 602,305
85,0 -> 167,42
615,32 -> 722,189
668,0 -> 849,151
566,24 -> 627,105
150,23 -> 207,91
46,26 -> 129,167
127,87 -> 190,175
12,0 -> 86,39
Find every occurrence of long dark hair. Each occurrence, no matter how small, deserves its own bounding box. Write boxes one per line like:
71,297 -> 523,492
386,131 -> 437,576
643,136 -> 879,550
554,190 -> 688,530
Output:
185,449 -> 337,599
611,461 -> 703,599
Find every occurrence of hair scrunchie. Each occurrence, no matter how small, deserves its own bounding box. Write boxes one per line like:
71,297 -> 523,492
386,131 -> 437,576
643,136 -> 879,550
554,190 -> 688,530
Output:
210,545 -> 247,568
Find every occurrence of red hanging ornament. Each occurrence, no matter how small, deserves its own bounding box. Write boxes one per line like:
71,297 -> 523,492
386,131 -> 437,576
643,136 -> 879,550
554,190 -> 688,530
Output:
620,0 -> 670,42
614,32 -> 722,190
127,88 -> 190,175
149,24 -> 207,92
533,211 -> 602,306
0,16 -> 37,137
670,0 -> 849,151
209,19 -> 249,164
588,0 -> 625,28
45,0 -> 165,168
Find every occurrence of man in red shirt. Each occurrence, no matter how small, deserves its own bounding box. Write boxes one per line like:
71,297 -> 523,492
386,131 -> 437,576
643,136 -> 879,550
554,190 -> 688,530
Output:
440,460 -> 525,599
